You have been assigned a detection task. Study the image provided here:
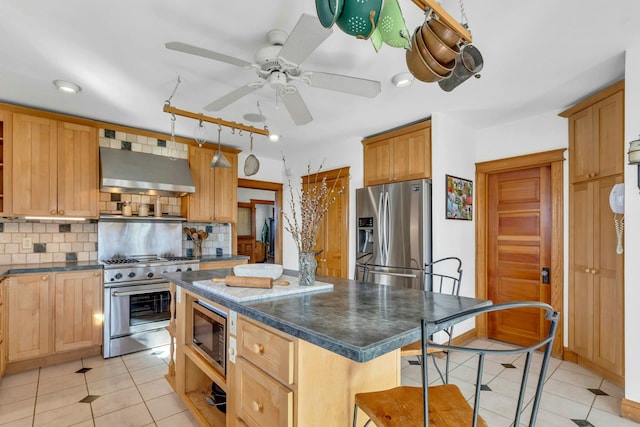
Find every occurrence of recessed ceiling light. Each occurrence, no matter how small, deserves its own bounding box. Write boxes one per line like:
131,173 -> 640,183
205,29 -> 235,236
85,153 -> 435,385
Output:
53,80 -> 81,94
391,73 -> 413,88
268,134 -> 280,142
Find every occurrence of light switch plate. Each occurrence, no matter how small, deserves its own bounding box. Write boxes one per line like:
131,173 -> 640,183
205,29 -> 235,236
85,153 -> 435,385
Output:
22,238 -> 32,250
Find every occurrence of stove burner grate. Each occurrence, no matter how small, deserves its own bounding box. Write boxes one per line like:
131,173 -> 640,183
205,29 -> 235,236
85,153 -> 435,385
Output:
102,258 -> 141,265
163,256 -> 191,261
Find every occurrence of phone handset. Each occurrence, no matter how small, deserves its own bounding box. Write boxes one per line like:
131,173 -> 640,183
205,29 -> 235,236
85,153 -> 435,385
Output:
609,183 -> 624,254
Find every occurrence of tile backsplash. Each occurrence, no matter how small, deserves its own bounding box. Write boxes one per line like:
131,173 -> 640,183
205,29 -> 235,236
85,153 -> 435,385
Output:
0,220 -> 97,264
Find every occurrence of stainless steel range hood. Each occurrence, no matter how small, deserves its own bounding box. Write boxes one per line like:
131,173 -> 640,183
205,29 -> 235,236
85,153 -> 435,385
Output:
100,147 -> 195,196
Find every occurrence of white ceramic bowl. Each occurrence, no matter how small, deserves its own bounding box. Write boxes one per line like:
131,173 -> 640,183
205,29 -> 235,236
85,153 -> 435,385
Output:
233,263 -> 284,280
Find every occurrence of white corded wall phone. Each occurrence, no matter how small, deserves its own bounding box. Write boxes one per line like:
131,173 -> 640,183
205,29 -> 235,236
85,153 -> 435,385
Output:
609,183 -> 624,254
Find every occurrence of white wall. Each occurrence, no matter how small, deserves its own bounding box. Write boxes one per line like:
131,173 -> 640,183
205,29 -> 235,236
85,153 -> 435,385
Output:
624,45 -> 640,403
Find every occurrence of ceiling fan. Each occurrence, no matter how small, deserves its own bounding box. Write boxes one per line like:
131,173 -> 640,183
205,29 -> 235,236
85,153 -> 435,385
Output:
165,14 -> 381,126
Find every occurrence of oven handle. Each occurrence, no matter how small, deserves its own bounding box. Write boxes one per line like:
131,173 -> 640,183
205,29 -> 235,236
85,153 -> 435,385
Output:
111,288 -> 169,297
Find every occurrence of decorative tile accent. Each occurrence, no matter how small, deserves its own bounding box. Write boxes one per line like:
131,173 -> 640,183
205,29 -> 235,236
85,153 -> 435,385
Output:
59,224 -> 71,232
79,395 -> 100,403
105,129 -> 116,139
206,225 -> 213,233
571,420 -> 595,427
76,367 -> 92,373
479,384 -> 491,391
116,202 -> 123,211
157,139 -> 166,147
588,388 -> 609,396
0,223 -> 3,232
121,141 -> 132,150
111,193 -> 121,202
408,360 -> 421,366
501,363 -> 516,368
34,243 -> 46,253
66,252 -> 78,262
186,248 -> 193,257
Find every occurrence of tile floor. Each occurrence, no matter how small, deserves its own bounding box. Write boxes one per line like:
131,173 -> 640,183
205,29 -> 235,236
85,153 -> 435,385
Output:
0,340 -> 638,426
401,339 -> 640,426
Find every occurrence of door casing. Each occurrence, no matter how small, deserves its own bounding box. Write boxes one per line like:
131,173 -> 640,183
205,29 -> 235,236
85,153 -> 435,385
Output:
476,149 -> 565,358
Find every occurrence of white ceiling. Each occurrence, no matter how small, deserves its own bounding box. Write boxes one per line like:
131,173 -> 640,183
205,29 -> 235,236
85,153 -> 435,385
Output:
1,0 -> 638,160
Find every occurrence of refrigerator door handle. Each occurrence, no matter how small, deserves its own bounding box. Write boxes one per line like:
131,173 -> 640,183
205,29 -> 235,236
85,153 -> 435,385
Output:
369,270 -> 418,279
377,192 -> 385,265
383,191 -> 390,265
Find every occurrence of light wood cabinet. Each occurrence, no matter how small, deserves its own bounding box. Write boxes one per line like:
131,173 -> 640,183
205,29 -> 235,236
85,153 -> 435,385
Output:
362,120 -> 431,186
6,270 -> 102,363
7,274 -> 52,361
0,279 -> 6,377
199,259 -> 248,270
182,145 -> 238,223
562,80 -> 625,385
54,270 -> 103,352
567,90 -> 623,183
0,110 -> 12,216
12,114 -> 98,218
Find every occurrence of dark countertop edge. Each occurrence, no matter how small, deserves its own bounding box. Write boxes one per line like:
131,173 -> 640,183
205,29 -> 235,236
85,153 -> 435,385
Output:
0,255 -> 250,280
163,269 -> 422,363
0,262 -> 103,279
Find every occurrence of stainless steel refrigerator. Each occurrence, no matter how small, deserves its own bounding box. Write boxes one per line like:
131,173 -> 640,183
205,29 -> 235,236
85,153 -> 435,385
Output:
355,179 -> 432,289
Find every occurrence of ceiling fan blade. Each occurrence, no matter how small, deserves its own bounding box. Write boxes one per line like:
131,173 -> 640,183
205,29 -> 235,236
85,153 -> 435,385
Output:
305,71 -> 381,98
204,84 -> 259,111
281,89 -> 313,125
278,14 -> 332,66
165,41 -> 252,68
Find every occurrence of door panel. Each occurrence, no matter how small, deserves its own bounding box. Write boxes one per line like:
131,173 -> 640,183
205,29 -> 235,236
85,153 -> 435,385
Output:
488,167 -> 551,346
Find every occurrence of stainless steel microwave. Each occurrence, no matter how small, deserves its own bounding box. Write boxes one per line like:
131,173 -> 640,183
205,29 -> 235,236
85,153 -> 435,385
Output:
192,300 -> 226,377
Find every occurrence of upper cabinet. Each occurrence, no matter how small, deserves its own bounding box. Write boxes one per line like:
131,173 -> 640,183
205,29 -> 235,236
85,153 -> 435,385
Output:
561,82 -> 624,183
0,110 -> 11,217
182,145 -> 238,223
362,120 -> 431,186
12,114 -> 98,218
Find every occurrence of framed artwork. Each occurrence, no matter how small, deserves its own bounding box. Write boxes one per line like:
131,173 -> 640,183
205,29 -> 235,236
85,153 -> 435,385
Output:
446,175 -> 473,220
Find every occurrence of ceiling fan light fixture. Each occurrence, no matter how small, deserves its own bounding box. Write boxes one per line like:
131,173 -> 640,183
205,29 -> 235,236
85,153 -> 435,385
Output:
53,79 -> 81,94
269,133 -> 280,142
392,73 -> 413,88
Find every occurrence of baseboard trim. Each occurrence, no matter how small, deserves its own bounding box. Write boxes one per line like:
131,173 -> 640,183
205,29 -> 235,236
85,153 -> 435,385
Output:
562,347 -> 624,388
6,346 -> 102,375
622,398 -> 640,423
563,347 -> 578,363
451,328 -> 478,347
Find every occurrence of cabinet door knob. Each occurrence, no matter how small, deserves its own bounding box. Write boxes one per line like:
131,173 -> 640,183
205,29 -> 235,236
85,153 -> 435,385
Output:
93,272 -> 100,277
51,210 -> 56,215
591,269 -> 597,274
58,210 -> 64,215
584,268 -> 590,273
253,343 -> 265,354
252,401 -> 264,413
41,275 -> 48,281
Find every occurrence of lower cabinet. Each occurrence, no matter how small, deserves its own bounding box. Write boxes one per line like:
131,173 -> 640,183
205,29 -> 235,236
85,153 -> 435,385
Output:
200,259 -> 248,271
0,279 -> 6,377
6,270 -> 102,363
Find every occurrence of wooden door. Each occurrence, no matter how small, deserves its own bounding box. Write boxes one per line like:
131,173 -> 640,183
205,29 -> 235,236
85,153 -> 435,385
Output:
57,122 -> 98,218
213,148 -> 238,222
487,167 -> 551,346
7,274 -> 52,361
12,114 -> 58,216
184,145 -> 215,221
592,175 -> 624,375
54,271 -> 103,352
593,91 -> 624,180
363,140 -> 392,186
303,167 -> 350,279
392,127 -> 431,182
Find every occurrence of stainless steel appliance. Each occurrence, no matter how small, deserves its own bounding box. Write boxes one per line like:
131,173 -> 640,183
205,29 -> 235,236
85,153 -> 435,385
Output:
355,179 -> 432,289
192,300 -> 227,377
99,217 -> 199,357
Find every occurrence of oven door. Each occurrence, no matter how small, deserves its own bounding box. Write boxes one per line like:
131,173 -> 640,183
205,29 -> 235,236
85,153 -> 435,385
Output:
109,280 -> 171,337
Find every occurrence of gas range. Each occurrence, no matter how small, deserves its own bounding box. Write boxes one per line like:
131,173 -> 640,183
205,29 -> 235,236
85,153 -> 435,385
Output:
101,255 -> 199,286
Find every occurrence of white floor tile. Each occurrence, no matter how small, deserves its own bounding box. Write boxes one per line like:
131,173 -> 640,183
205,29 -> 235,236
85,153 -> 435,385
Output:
37,371 -> 86,396
35,384 -> 88,414
0,370 -> 39,391
38,360 -> 83,381
137,377 -> 175,401
155,409 -> 201,427
93,402 -> 154,427
0,398 -> 36,425
0,381 -> 37,405
123,353 -> 167,371
129,364 -> 168,385
87,372 -> 136,396
33,402 -> 92,427
84,361 -> 129,383
91,386 -> 144,418
145,392 -> 188,421
0,416 -> 33,427
588,407 -> 640,426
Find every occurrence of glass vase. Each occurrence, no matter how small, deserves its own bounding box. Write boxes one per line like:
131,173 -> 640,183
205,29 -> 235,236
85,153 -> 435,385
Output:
298,252 -> 317,286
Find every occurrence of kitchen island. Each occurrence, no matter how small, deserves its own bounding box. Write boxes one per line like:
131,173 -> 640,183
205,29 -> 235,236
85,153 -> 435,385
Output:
163,268 -> 490,427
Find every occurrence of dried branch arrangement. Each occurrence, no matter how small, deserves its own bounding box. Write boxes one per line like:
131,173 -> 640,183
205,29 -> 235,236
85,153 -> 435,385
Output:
283,157 -> 344,253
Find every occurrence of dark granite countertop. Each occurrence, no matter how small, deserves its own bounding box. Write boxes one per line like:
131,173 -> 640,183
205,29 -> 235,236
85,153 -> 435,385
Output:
198,255 -> 250,263
163,268 -> 491,363
0,261 -> 103,279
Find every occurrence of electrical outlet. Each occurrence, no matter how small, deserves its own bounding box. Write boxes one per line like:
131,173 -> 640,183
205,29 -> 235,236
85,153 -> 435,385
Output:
22,237 -> 33,249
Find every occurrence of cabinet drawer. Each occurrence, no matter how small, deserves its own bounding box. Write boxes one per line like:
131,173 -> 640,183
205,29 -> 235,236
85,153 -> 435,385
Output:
237,317 -> 294,385
236,357 -> 293,427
